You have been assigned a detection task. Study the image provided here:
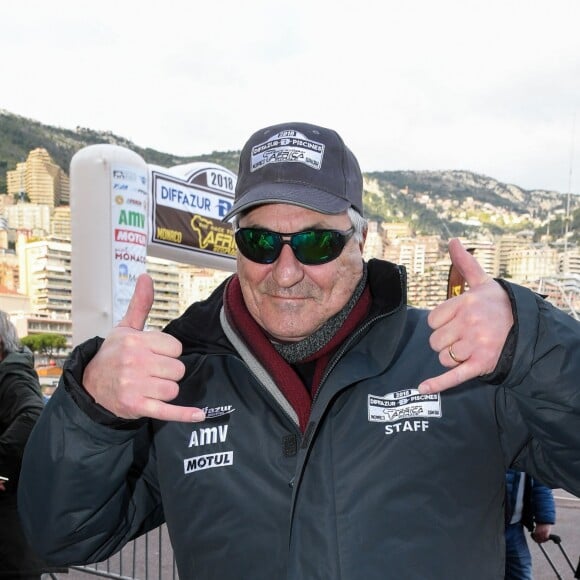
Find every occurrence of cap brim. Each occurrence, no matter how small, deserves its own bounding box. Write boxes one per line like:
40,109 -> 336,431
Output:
222,183 -> 351,222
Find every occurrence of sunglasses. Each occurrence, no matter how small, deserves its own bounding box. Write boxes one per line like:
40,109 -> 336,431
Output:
235,227 -> 355,265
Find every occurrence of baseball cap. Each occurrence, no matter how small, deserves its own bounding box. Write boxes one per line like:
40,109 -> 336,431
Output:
222,122 -> 363,221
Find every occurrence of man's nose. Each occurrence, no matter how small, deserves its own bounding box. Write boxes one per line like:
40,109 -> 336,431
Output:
271,244 -> 305,287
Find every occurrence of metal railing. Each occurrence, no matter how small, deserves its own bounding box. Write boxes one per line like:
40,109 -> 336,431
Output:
42,525 -> 178,580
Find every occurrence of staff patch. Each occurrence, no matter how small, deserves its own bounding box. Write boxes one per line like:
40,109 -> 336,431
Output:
368,389 -> 442,423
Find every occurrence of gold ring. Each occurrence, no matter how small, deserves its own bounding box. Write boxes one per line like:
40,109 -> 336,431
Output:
448,344 -> 464,364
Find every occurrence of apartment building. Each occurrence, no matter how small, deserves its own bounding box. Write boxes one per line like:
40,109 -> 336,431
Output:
6,148 -> 70,208
18,236 -> 72,317
460,239 -> 497,277
362,221 -> 384,261
4,202 -> 51,235
507,244 -> 560,283
495,232 -> 534,278
51,206 -> 71,238
560,248 -> 580,276
144,256 -> 182,331
178,266 -> 231,314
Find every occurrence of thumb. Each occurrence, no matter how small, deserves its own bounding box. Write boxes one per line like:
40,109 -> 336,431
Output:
448,238 -> 490,289
118,273 -> 154,330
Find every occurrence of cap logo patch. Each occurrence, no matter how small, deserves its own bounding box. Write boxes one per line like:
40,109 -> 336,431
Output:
250,130 -> 325,172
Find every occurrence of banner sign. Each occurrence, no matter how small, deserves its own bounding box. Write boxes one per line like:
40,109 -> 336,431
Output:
148,163 -> 237,269
111,165 -> 149,324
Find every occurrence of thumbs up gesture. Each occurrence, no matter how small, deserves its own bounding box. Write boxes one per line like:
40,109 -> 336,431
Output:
418,239 -> 514,394
83,274 -> 206,422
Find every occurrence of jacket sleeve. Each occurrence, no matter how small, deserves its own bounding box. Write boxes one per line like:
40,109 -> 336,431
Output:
530,478 -> 556,525
0,376 -> 43,485
17,340 -> 164,567
497,281 -> 580,496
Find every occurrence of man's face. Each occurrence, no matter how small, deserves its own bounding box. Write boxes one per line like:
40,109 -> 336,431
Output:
236,204 -> 365,342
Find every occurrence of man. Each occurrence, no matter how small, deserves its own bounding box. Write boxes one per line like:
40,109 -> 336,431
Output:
18,122 -> 580,579
505,469 -> 556,579
0,311 -> 46,578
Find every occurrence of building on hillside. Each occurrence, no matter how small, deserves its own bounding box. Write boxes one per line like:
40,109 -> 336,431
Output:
460,239 -> 497,277
507,244 -> 559,283
4,202 -> 51,235
495,232 -> 534,278
383,236 -> 441,276
0,284 -> 30,314
145,256 -> 182,331
6,162 -> 26,197
178,266 -> 231,313
380,235 -> 447,308
0,251 -> 19,291
559,248 -> 580,276
0,194 -> 14,213
409,259 -> 451,308
362,221 -> 384,261
382,222 -> 413,242
51,206 -> 71,238
17,236 -> 72,316
6,148 -> 70,208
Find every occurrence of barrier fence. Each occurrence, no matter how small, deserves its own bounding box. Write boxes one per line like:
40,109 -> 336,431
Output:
42,525 -> 177,580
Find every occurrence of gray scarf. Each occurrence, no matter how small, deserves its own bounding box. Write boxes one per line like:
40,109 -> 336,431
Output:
273,263 -> 368,363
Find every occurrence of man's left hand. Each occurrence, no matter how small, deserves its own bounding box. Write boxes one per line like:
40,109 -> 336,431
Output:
418,238 -> 513,394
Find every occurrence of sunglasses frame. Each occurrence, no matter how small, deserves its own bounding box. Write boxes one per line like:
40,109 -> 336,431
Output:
235,226 -> 355,265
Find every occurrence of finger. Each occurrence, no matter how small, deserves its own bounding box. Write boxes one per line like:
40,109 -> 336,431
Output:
149,352 -> 185,380
418,361 -> 480,394
138,331 -> 184,360
109,377 -> 197,420
441,343 -> 467,367
140,399 -> 206,423
428,320 -> 463,354
118,274 -> 154,331
427,298 -> 456,331
448,238 -> 491,290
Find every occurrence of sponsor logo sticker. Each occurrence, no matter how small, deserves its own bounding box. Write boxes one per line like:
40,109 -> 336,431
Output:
184,451 -> 233,474
202,405 -> 235,419
368,389 -> 442,423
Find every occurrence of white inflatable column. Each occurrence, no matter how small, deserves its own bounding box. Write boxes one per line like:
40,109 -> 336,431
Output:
71,145 -> 149,346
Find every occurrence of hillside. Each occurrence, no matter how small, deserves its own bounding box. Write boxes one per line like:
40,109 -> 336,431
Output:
1,109 -> 578,241
0,109 -> 240,191
364,170 -> 578,240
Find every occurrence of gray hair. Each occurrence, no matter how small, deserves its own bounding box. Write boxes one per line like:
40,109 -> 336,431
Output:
347,207 -> 368,243
231,206 -> 368,242
0,310 -> 21,355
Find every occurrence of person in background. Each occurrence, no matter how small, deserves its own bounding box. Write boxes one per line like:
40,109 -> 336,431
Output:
18,122 -> 580,579
505,469 -> 556,579
0,311 -> 46,578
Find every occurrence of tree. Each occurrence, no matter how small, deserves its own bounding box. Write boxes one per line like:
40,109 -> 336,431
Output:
21,333 -> 67,357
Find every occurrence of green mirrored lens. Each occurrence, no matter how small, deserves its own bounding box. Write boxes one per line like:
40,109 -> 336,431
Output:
292,231 -> 341,264
236,229 -> 281,263
236,228 -> 353,265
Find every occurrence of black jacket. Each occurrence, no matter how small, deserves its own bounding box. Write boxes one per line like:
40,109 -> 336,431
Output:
0,348 -> 44,490
18,260 -> 580,579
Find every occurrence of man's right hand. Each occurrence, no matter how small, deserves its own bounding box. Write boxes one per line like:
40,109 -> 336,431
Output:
83,274 -> 206,423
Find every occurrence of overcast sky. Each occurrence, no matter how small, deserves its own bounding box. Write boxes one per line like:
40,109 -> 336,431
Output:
2,0 -> 580,193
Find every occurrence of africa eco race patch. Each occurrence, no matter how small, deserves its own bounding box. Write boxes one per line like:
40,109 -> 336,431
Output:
250,130 -> 325,172
368,389 -> 442,423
